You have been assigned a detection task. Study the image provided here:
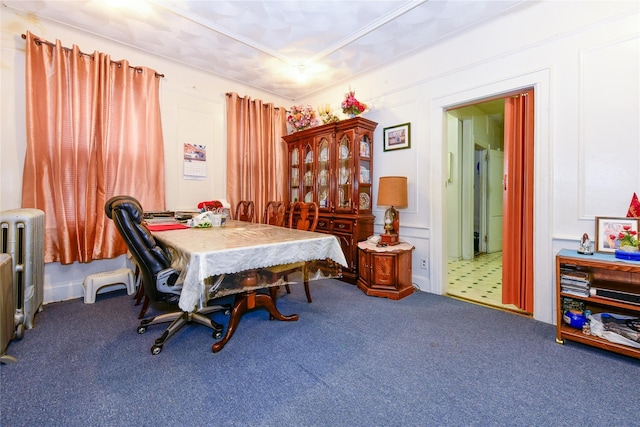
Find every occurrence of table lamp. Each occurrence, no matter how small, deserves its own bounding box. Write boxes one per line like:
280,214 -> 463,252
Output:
376,176 -> 408,245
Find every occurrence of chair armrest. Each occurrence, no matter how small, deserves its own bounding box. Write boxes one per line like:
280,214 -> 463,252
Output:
156,268 -> 182,295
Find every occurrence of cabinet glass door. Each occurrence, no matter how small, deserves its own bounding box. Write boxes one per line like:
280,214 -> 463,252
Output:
358,135 -> 372,211
290,147 -> 299,203
337,134 -> 353,211
317,137 -> 330,209
302,142 -> 314,203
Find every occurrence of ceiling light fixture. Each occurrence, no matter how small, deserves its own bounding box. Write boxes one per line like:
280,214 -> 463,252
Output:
295,62 -> 308,83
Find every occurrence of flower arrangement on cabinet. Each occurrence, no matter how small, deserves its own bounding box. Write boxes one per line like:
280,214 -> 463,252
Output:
317,104 -> 340,124
287,104 -> 318,132
341,89 -> 367,117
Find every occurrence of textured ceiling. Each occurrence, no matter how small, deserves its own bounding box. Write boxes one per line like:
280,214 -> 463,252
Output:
5,0 -> 530,100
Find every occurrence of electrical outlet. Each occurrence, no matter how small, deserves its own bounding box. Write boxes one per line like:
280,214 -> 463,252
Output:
420,258 -> 427,269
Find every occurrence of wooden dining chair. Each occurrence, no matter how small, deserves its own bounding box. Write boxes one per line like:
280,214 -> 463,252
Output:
288,201 -> 319,232
234,200 -> 255,222
271,201 -> 320,304
263,201 -> 286,227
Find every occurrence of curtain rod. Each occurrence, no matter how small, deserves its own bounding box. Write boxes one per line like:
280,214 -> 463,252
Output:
225,92 -> 280,110
21,33 -> 165,78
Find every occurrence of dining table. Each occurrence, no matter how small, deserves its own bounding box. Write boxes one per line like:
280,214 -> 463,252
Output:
151,220 -> 348,352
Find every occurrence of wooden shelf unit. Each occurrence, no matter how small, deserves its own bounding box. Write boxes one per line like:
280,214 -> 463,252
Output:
555,249 -> 640,359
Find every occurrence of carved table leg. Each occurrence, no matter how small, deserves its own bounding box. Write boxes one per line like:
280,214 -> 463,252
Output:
211,291 -> 298,353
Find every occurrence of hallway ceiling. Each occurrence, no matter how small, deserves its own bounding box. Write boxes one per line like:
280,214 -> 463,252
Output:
5,0 -> 530,100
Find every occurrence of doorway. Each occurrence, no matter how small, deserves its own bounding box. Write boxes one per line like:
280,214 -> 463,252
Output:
445,98 -> 523,313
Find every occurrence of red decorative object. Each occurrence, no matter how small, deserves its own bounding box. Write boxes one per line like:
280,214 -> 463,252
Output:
626,192 -> 640,217
198,200 -> 223,211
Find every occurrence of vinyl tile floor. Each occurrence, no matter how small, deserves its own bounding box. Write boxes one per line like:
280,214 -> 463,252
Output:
447,251 -> 526,313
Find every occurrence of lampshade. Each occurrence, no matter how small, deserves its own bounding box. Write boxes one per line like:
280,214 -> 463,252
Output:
377,176 -> 408,207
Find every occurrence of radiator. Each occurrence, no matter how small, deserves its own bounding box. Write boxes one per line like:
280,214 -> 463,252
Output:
0,253 -> 16,362
0,208 -> 45,336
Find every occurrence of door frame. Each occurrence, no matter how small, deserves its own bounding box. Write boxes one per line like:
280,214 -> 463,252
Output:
429,70 -> 553,324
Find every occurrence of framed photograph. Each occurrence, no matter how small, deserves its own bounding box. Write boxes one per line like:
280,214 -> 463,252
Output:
595,216 -> 640,253
383,122 -> 411,152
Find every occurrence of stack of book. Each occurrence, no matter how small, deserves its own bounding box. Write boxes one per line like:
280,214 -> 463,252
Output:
560,268 -> 592,297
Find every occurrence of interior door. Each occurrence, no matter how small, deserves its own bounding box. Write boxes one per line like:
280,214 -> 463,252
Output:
487,148 -> 504,253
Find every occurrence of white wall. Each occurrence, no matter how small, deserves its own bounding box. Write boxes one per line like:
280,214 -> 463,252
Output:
1,8 -> 290,302
2,2 -> 639,325
302,1 -> 639,323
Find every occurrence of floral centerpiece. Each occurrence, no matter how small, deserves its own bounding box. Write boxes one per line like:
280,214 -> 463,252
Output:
287,104 -> 317,132
613,225 -> 640,260
341,89 -> 367,117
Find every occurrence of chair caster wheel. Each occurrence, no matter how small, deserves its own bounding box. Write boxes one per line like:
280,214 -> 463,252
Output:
151,344 -> 162,355
15,324 -> 24,340
213,330 -> 222,340
137,326 -> 147,334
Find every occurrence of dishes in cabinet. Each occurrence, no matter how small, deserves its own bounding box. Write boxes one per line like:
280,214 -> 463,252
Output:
340,145 -> 349,159
304,192 -> 313,203
304,170 -> 313,186
318,169 -> 328,185
359,166 -> 370,184
359,140 -> 370,158
359,192 -> 371,210
339,167 -> 349,185
338,189 -> 350,208
319,190 -> 328,207
305,151 -> 313,164
319,147 -> 328,162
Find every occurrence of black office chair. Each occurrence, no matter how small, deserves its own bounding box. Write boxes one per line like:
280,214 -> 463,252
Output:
105,196 -> 229,355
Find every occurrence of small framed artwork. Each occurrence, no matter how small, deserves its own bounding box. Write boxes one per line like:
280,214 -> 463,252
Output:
383,122 -> 411,152
595,216 -> 640,253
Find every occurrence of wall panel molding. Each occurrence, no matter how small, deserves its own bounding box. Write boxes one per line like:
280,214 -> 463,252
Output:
578,35 -> 640,218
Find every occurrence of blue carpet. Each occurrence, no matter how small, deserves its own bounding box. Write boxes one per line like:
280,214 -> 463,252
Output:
1,280 -> 638,426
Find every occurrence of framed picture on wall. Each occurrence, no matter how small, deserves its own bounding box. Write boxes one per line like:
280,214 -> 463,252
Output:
595,216 -> 640,253
383,122 -> 411,151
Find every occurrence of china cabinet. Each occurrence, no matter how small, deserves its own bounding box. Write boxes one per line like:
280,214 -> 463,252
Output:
283,117 -> 377,283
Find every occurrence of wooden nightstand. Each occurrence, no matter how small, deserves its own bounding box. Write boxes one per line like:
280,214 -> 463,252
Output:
356,241 -> 415,300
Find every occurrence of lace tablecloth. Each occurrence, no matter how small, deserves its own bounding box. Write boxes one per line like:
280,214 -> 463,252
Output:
153,221 -> 347,311
357,241 -> 415,252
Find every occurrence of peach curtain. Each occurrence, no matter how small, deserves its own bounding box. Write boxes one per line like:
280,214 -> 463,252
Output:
225,93 -> 287,222
502,89 -> 535,313
22,31 -> 166,264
